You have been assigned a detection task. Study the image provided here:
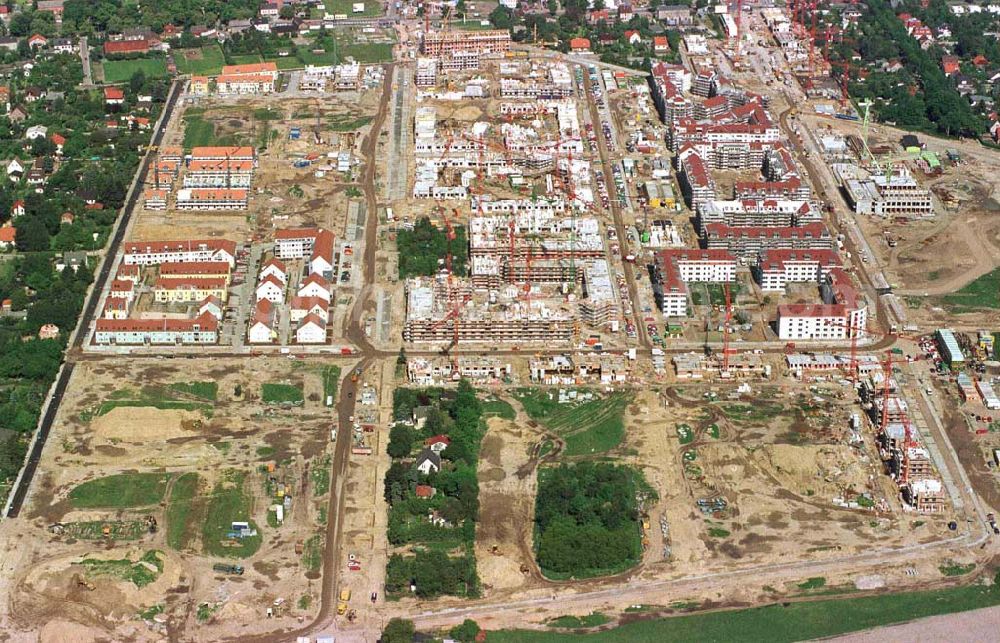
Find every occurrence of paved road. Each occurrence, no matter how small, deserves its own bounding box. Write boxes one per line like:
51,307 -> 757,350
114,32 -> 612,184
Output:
580,67 -> 651,351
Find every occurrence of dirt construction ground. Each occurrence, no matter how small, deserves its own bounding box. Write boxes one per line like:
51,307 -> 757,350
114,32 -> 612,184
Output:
1,356 -> 352,641
132,92 -> 382,245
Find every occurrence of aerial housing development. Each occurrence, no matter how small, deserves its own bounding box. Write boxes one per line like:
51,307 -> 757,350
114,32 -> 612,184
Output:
4,1 -> 1000,642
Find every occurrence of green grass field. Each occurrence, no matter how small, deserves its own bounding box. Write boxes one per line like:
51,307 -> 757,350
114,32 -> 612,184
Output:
321,366 -> 340,405
324,0 -> 383,16
69,473 -> 171,509
83,386 -> 213,419
301,533 -> 324,572
340,42 -> 393,63
482,398 -> 516,420
101,58 -> 168,83
942,268 -> 1000,310
547,613 -> 610,629
328,115 -> 374,132
80,550 -> 164,588
182,114 -> 224,150
490,573 -> 1000,642
168,381 -> 218,402
261,382 -> 303,405
174,44 -> 226,75
516,389 -> 630,456
201,470 -> 261,558
166,472 -> 200,550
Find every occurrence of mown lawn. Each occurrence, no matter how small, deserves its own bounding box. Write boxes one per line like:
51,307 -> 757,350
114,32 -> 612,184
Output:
490,573 -> 1000,642
69,473 -> 171,508
340,42 -> 393,63
173,44 -> 226,75
102,57 -> 168,83
168,381 -> 218,402
324,0 -> 383,16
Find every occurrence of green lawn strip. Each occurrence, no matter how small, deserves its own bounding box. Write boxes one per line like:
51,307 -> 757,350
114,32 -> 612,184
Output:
174,45 -> 226,75
942,268 -> 1000,310
262,382 -> 304,405
340,42 -> 393,63
64,520 -> 146,540
311,455 -> 331,496
490,574 -> 1000,642
940,562 -> 976,577
229,53 -> 262,65
321,366 -> 340,405
302,533 -> 324,572
201,470 -> 262,558
79,550 -> 164,588
547,613 -> 610,629
69,473 -> 171,509
168,381 -> 218,402
324,0 -> 383,16
328,115 -> 374,131
797,577 -> 827,590
166,472 -> 201,550
482,398 -> 516,420
183,114 -> 221,150
717,401 -> 785,423
101,58 -> 168,83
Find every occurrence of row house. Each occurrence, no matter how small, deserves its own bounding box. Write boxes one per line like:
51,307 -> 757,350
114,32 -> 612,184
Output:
175,188 -> 248,210
733,177 -> 810,201
290,295 -> 327,323
94,313 -> 219,345
123,239 -> 238,267
295,313 -> 326,344
153,276 -> 229,304
189,146 -> 257,164
677,151 -> 716,211
183,158 -> 255,188
217,74 -> 275,95
158,260 -> 232,286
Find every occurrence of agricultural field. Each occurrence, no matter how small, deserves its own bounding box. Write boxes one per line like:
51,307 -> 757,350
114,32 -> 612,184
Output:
100,57 -> 168,83
8,356 -> 348,640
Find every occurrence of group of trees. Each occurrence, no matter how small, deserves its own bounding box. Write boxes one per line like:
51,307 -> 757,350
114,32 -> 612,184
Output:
396,217 -> 468,279
534,462 -> 644,577
490,0 -> 682,69
380,618 -> 481,643
845,0 -> 985,137
0,255 -> 93,485
383,382 -> 485,599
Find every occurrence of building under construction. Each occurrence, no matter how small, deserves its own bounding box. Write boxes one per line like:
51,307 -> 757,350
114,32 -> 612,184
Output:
403,274 -> 579,344
421,29 -> 511,58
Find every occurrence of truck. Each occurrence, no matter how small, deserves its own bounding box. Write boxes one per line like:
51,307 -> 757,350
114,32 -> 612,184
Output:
213,563 -> 245,575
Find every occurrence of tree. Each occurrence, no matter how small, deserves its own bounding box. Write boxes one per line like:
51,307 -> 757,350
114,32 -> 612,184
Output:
449,619 -> 482,642
489,5 -> 514,30
129,68 -> 147,94
14,217 -> 49,252
279,4 -> 295,19
381,618 -> 415,643
387,424 -> 415,459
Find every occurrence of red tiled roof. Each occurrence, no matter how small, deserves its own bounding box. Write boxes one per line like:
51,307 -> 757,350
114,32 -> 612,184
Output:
96,313 -> 219,333
189,146 -> 255,159
424,434 -> 451,446
221,62 -> 277,76
0,226 -> 15,243
159,261 -> 231,276
777,303 -> 846,317
104,39 -> 149,55
311,229 -> 334,263
154,276 -> 227,290
275,227 -> 320,240
104,87 -> 125,100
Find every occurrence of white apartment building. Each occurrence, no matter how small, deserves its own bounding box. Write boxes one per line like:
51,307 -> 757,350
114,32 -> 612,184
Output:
122,239 -> 237,266
275,227 -> 320,259
754,249 -> 840,293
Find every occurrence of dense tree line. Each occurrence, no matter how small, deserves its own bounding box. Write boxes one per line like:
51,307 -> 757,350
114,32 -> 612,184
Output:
534,462 -> 644,577
396,217 -> 468,279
